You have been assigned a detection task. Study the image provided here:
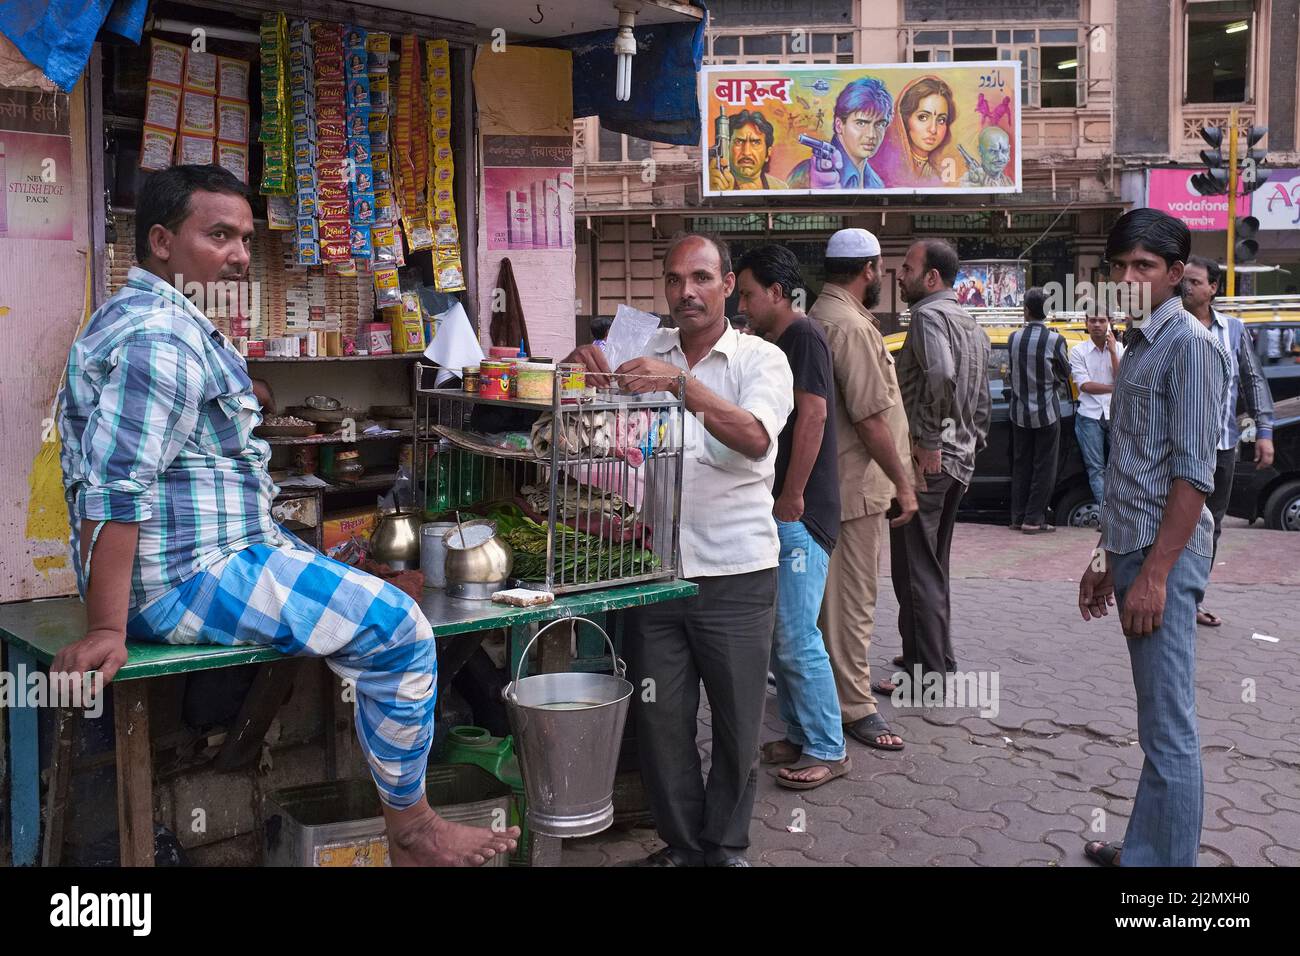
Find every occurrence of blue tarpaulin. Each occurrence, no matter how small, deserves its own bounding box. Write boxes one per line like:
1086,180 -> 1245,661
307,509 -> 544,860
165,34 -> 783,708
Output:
533,15 -> 706,147
0,0 -> 148,92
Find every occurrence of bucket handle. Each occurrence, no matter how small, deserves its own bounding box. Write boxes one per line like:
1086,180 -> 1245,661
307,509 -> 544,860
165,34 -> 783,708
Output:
507,617 -> 625,700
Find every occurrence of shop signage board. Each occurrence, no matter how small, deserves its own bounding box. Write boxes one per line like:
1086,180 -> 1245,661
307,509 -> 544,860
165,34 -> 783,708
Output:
700,61 -> 1023,197
1146,168 -> 1253,231
0,88 -> 74,241
1250,168 -> 1300,230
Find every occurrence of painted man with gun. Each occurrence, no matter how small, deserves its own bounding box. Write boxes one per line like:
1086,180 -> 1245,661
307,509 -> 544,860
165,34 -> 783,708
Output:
709,108 -> 789,191
958,126 -> 1014,188
787,77 -> 892,190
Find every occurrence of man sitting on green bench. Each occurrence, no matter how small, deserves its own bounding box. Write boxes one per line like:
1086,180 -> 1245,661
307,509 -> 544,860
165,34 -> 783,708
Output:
52,164 -> 516,867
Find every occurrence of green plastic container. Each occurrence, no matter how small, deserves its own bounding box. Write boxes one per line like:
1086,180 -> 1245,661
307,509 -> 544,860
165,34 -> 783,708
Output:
442,725 -> 531,865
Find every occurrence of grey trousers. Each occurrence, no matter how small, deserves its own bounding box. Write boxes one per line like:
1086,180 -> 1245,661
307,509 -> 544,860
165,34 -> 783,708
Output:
889,471 -> 966,675
624,568 -> 778,864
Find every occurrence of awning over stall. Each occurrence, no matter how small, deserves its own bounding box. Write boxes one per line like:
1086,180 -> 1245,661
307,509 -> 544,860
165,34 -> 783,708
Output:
534,17 -> 707,146
0,0 -> 147,92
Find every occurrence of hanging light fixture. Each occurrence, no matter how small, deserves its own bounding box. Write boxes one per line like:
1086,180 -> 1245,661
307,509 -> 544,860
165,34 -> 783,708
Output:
613,2 -> 642,102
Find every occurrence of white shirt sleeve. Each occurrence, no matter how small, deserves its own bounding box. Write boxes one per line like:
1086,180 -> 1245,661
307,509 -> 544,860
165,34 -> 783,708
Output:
1069,342 -> 1092,385
738,338 -> 794,460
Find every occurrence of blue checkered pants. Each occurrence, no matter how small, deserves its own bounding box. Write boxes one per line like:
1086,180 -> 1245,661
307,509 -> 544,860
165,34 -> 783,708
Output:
127,540 -> 437,809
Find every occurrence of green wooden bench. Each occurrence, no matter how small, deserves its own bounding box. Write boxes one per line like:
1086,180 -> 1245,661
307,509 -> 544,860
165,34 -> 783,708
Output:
1,580 -> 696,866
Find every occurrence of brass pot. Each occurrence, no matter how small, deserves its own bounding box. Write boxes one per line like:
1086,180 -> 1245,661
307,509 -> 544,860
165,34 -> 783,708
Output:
443,519 -> 514,599
369,509 -> 422,569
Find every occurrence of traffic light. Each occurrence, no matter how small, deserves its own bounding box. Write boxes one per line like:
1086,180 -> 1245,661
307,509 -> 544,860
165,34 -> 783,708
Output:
1235,215 -> 1260,263
1241,125 -> 1270,194
1192,125 -> 1229,195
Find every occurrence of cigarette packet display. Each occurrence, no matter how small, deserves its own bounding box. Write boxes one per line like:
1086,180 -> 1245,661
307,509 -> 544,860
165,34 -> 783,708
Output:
218,57 -> 250,101
180,90 -> 216,136
267,195 -> 295,230
217,99 -> 249,144
216,142 -> 248,183
177,134 -> 214,166
149,38 -> 186,87
144,84 -> 181,131
140,126 -> 176,171
184,50 -> 218,93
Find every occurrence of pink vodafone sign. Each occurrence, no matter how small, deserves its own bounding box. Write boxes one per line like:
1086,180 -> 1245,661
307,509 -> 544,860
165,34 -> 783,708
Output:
1147,169 -> 1252,231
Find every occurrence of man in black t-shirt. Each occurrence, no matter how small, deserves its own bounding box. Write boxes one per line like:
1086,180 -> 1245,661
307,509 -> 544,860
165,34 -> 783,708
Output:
736,245 -> 849,790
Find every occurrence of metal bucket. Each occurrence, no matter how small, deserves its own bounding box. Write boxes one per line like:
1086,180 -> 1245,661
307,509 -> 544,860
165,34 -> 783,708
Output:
502,618 -> 632,838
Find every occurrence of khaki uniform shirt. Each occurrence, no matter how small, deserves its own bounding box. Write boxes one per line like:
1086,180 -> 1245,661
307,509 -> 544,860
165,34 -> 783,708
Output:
808,284 -> 911,520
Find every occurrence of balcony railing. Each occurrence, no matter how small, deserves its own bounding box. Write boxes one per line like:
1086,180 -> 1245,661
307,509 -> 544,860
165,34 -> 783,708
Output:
1180,105 -> 1258,155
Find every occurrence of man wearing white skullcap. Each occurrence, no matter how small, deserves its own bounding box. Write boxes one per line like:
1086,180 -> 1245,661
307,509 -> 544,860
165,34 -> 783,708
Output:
805,228 -> 917,751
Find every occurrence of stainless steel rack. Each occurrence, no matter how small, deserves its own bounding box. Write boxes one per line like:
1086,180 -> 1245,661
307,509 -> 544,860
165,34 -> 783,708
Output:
412,362 -> 685,595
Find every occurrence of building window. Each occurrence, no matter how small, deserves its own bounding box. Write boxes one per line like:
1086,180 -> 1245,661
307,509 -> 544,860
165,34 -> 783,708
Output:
594,120 -> 654,163
705,30 -> 853,64
1185,0 -> 1254,103
911,26 -> 1082,108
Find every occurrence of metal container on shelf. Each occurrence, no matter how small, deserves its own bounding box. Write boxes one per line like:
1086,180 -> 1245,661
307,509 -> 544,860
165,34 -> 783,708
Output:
369,509 -> 422,569
443,519 -> 513,599
420,520 -> 458,588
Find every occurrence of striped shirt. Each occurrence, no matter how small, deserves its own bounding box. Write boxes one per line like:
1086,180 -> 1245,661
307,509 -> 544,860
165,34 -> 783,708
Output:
1006,321 -> 1071,428
1206,309 -> 1274,450
1100,296 -> 1230,557
895,289 -> 992,484
58,266 -> 284,610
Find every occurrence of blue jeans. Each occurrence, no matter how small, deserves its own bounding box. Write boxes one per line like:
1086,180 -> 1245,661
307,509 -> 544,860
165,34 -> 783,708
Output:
772,520 -> 845,761
1075,414 -> 1110,507
1110,545 -> 1211,867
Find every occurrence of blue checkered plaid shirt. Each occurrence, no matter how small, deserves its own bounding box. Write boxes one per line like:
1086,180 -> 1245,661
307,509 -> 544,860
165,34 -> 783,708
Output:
58,267 -> 284,609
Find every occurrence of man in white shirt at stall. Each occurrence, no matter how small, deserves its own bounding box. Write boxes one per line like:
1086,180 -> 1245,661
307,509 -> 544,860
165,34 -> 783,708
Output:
565,232 -> 794,867
1069,312 -> 1124,518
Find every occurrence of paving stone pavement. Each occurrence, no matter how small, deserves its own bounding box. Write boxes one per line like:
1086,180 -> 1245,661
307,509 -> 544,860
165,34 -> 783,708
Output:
562,523 -> 1300,867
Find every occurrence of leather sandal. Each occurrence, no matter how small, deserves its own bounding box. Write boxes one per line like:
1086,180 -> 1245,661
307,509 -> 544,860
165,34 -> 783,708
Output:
845,712 -> 904,751
1084,841 -> 1123,867
774,755 -> 852,791
760,739 -> 802,765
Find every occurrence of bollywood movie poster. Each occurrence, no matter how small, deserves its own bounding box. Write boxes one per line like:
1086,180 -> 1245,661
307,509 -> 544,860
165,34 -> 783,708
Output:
954,261 -> 1026,308
701,63 -> 1022,197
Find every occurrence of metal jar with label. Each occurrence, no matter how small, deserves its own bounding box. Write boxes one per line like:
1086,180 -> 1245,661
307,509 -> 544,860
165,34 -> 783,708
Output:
479,361 -> 511,400
559,363 -> 586,403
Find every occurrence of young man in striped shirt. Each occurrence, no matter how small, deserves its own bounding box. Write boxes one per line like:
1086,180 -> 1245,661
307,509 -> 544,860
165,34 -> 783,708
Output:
1078,209 -> 1230,867
53,165 -> 516,866
1006,287 -> 1071,533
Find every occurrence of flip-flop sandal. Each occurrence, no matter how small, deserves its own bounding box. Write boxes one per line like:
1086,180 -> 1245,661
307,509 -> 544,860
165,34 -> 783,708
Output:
1084,840 -> 1123,867
845,712 -> 904,751
1197,607 -> 1222,627
871,679 -> 900,696
760,739 -> 803,765
773,755 -> 852,790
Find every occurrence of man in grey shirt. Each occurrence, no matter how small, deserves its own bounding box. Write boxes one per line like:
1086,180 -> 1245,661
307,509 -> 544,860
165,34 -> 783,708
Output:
879,239 -> 991,699
1079,209 -> 1229,868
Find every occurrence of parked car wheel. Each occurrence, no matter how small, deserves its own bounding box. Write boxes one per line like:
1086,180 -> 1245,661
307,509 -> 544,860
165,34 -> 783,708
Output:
1054,484 -> 1100,528
1263,480 -> 1300,531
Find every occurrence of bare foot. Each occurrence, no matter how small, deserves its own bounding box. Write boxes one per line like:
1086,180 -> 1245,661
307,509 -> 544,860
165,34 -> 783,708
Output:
383,800 -> 520,867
